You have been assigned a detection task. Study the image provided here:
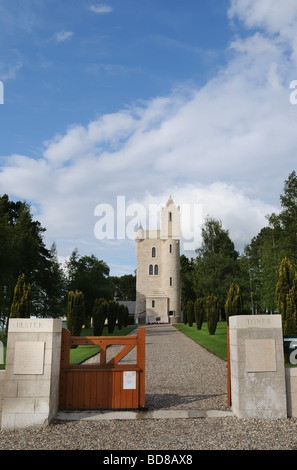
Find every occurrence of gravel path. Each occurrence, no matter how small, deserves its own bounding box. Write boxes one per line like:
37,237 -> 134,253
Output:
1,323 -> 297,450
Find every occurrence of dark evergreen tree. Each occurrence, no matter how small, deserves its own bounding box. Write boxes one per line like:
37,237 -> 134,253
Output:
0,195 -> 53,323
206,294 -> 219,335
111,274 -> 136,301
93,298 -> 107,336
186,300 -> 194,327
107,300 -> 118,334
194,297 -> 204,330
66,251 -> 113,326
67,290 -> 85,337
180,255 -> 196,310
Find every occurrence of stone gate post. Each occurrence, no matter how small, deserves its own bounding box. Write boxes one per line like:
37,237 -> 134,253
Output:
229,314 -> 287,419
1,318 -> 62,430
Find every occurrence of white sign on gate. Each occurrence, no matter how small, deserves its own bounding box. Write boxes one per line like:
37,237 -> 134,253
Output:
123,371 -> 136,389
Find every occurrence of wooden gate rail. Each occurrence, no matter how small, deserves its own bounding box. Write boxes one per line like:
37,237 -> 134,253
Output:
59,328 -> 145,410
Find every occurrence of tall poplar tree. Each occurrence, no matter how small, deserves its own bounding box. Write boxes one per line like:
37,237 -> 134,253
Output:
276,257 -> 297,335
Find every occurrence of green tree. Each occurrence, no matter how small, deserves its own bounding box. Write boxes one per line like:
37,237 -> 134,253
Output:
240,232 -> 267,314
117,303 -> 126,330
186,300 -> 194,327
225,283 -> 243,326
111,274 -> 136,301
259,225 -> 283,313
183,304 -> 188,324
93,298 -> 107,336
276,257 -> 297,334
194,217 -> 239,318
66,251 -> 113,325
36,242 -> 67,318
274,170 -> 297,266
180,255 -> 196,310
285,283 -> 297,336
206,294 -> 219,335
123,305 -> 130,327
10,273 -> 31,318
67,290 -> 85,337
266,171 -> 297,269
0,195 -> 53,324
194,297 -> 204,330
107,300 -> 118,334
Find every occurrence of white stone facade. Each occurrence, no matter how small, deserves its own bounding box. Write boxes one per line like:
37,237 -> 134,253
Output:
135,197 -> 181,324
229,315 -> 287,419
1,318 -> 62,430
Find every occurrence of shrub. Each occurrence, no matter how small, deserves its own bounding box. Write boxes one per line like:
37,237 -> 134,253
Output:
93,299 -> 107,336
10,273 -> 31,318
127,313 -> 135,325
194,298 -> 204,330
67,290 -> 85,337
225,283 -> 243,326
187,301 -> 194,327
117,304 -> 126,330
206,294 -> 218,335
183,305 -> 188,324
107,300 -> 118,333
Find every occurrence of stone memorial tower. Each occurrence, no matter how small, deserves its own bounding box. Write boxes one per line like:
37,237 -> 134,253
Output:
135,197 -> 181,324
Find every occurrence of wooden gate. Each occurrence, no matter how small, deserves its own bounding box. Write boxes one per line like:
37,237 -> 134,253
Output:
59,328 -> 145,410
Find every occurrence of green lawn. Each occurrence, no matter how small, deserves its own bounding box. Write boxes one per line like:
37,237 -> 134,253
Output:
0,325 -> 138,368
69,325 -> 138,364
174,321 -> 228,360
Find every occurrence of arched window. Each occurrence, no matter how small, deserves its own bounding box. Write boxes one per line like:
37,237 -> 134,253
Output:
169,244 -> 172,253
170,276 -> 173,286
169,212 -> 172,222
152,247 -> 156,258
152,300 -> 155,308
149,264 -> 153,275
154,264 -> 158,275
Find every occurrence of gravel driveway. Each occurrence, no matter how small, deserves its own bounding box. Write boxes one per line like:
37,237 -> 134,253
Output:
1,324 -> 297,450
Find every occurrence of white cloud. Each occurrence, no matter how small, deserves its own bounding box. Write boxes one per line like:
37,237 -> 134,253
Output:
0,61 -> 23,81
228,0 -> 297,33
53,31 -> 73,43
89,4 -> 113,14
228,0 -> 297,62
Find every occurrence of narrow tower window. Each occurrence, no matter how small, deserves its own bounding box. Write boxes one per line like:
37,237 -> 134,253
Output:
169,244 -> 172,253
169,212 -> 172,222
152,247 -> 156,257
154,264 -> 158,275
170,276 -> 173,286
149,264 -> 153,275
152,300 -> 155,308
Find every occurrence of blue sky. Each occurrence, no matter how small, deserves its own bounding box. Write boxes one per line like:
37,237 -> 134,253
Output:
1,0 -> 297,276
0,0 -> 231,156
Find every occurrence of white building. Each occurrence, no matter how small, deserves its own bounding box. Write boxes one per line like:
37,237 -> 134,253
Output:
134,197 -> 182,324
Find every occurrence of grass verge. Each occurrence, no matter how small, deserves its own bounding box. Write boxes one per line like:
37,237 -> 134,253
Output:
174,321 -> 228,360
0,325 -> 138,368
